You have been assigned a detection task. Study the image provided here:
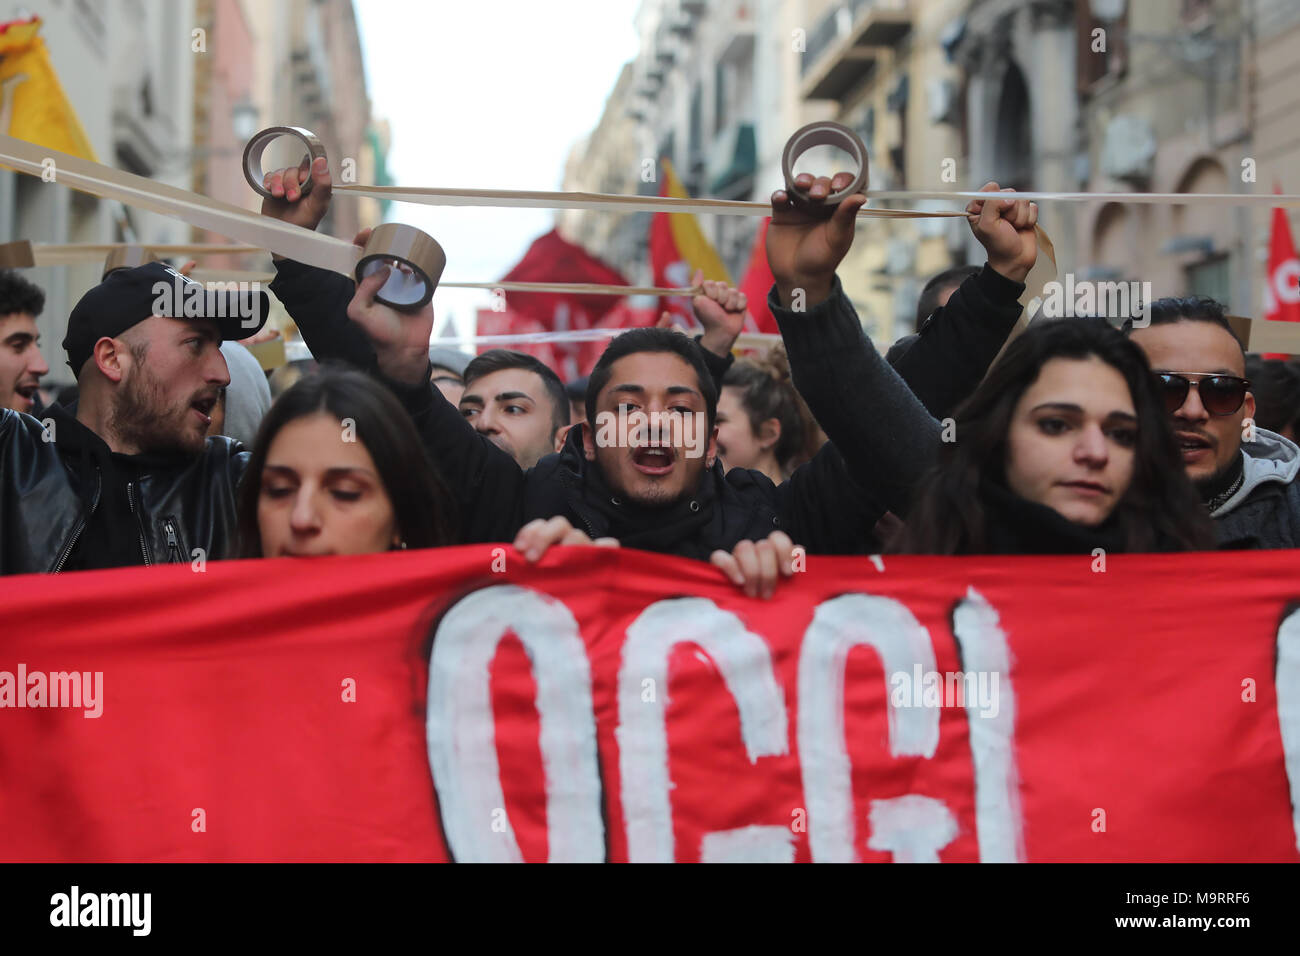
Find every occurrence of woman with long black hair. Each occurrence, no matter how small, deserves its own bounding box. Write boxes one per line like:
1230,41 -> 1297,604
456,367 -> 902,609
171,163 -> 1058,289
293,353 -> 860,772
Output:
893,318 -> 1215,555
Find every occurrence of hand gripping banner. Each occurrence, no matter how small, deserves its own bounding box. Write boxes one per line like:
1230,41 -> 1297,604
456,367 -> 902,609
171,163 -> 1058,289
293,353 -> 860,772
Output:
0,545 -> 1297,863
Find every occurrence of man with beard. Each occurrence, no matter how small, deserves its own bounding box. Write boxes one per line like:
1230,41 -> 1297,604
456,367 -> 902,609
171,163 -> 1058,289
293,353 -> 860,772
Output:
0,262 -> 435,574
0,270 -> 50,416
1125,297 -> 1300,548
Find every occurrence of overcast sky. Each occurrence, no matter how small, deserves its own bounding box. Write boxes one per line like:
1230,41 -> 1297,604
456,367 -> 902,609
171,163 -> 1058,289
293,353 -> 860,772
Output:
354,0 -> 643,344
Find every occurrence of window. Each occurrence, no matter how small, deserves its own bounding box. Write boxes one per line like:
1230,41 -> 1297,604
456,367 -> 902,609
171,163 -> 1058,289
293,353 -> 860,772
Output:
1186,254 -> 1231,305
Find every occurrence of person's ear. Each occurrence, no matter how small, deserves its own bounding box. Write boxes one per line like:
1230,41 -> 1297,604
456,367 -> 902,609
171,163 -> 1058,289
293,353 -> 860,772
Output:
580,420 -> 596,461
1244,391 -> 1257,428
758,418 -> 781,452
554,422 -> 574,453
93,336 -> 128,384
705,424 -> 719,469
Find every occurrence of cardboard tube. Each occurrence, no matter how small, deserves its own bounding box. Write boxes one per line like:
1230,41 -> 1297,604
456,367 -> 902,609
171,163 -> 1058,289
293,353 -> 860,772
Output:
243,126 -> 326,199
780,121 -> 869,218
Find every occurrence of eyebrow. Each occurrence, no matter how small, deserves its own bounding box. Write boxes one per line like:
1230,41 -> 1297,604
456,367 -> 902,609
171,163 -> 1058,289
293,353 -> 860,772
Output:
1154,368 -> 1239,376
493,391 -> 534,404
263,465 -> 377,480
609,384 -> 702,400
2,332 -> 34,347
1031,402 -> 1137,422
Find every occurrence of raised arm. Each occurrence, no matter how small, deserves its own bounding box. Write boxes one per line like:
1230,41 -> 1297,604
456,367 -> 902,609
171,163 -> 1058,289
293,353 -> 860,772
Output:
890,183 -> 1038,418
257,160 -> 526,543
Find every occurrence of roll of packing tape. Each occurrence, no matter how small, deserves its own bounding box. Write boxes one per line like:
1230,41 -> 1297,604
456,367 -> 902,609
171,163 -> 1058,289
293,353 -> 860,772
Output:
355,223 -> 447,311
102,245 -> 161,278
780,121 -> 869,218
243,126 -> 327,200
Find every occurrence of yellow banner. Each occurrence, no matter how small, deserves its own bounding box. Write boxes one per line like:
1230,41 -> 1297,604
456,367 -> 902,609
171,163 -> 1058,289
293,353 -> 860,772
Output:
0,17 -> 97,162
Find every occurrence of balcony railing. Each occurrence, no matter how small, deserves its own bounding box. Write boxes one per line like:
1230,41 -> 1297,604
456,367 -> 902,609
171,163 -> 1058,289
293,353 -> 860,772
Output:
800,0 -> 912,101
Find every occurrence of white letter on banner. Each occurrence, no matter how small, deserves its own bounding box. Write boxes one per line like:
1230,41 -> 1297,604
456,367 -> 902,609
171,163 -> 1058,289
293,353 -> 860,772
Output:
867,795 -> 958,863
953,587 -> 1025,863
700,824 -> 796,863
798,594 -> 940,862
426,585 -> 604,862
1277,608 -> 1300,851
617,597 -> 788,863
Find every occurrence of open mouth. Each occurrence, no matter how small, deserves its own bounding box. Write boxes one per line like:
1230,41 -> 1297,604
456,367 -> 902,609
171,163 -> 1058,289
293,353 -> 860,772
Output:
13,385 -> 38,407
1175,432 -> 1213,458
631,445 -> 676,476
191,395 -> 217,425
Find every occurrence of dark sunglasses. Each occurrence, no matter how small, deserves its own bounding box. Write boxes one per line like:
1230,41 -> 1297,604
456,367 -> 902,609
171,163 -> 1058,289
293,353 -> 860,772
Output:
1156,372 -> 1250,416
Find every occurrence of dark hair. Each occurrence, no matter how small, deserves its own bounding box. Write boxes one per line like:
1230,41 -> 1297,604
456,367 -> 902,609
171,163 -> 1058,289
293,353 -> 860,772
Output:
0,270 -> 45,319
915,265 -> 980,331
235,365 -> 455,557
463,349 -> 568,438
722,345 -> 821,475
1121,295 -> 1244,360
585,328 -> 718,427
896,318 -> 1215,554
1245,355 -> 1300,435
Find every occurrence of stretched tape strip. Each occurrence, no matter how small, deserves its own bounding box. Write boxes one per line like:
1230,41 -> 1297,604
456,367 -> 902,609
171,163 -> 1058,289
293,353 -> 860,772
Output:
0,134 -> 444,312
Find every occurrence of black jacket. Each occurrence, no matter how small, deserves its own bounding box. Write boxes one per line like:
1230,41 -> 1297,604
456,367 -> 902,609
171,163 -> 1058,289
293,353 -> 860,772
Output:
0,402 -> 247,575
270,260 -> 1018,556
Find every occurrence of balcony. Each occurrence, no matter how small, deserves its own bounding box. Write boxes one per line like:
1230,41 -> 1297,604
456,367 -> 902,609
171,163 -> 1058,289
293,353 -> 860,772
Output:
801,0 -> 912,101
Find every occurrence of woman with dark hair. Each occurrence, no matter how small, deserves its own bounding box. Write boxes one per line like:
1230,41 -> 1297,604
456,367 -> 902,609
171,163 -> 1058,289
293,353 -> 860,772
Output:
716,345 -> 823,483
235,365 -> 456,558
893,318 -> 1215,555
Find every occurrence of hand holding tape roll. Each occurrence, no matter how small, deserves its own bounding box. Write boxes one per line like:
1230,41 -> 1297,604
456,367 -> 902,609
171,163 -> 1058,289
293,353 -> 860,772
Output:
779,121 -> 870,219
243,126 -> 445,310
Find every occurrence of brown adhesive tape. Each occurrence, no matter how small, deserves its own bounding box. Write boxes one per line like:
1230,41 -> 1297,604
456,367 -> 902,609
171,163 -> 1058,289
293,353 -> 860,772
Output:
780,121 -> 869,219
243,126 -> 327,200
355,223 -> 447,311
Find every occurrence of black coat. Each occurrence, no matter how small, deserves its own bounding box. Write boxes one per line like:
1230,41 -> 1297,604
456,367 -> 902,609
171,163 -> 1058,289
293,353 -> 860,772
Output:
269,259 -> 1026,557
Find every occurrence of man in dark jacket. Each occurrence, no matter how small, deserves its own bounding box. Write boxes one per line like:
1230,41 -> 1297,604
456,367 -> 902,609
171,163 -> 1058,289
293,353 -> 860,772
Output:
257,161 -> 1035,558
0,262 -> 425,575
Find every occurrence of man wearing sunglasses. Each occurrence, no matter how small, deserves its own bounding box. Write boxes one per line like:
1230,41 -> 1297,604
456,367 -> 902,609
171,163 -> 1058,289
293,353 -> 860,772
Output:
1125,296 -> 1300,549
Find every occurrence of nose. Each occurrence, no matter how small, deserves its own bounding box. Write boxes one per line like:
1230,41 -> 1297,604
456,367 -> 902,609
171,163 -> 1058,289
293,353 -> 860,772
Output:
27,345 -> 49,377
1173,382 -> 1209,424
208,346 -> 231,387
1074,424 -> 1109,467
474,407 -> 500,435
289,487 -> 322,535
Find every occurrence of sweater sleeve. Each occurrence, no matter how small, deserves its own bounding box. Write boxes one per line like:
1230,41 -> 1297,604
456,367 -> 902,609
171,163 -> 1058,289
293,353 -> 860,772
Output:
269,259 -> 527,543
771,276 -> 940,516
891,263 -> 1024,419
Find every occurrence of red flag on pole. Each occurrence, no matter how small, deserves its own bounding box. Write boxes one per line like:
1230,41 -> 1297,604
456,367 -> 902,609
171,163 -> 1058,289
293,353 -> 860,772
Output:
1261,192 -> 1300,358
738,217 -> 778,334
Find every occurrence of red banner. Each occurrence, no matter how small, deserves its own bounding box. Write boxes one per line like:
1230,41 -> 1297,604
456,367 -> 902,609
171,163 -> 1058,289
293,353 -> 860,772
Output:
1,547 -> 1298,862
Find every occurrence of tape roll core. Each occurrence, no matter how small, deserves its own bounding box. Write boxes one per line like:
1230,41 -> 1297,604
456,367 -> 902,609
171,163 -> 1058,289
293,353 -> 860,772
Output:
243,126 -> 327,200
355,223 -> 447,311
780,121 -> 869,218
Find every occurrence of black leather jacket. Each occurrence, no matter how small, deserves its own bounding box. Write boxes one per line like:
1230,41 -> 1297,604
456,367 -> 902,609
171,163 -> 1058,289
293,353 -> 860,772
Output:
0,406 -> 247,575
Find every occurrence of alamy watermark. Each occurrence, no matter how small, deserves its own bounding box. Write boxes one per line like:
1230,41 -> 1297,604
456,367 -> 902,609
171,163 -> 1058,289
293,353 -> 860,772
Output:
889,664 -> 999,718
591,408 -> 710,459
1040,274 -> 1152,327
151,269 -> 264,329
0,664 -> 102,718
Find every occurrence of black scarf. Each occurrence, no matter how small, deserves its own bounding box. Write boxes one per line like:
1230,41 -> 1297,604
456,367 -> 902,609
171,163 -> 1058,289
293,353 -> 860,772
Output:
980,479 -> 1128,555
576,455 -> 719,559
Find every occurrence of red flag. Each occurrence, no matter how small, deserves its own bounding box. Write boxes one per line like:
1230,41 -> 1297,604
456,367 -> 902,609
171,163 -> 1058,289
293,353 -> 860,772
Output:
1261,191 -> 1300,358
485,230 -> 630,380
738,217 -> 778,334
649,158 -> 732,326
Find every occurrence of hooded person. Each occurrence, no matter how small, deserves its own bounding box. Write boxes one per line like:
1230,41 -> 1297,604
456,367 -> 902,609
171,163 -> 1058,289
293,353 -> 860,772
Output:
212,340 -> 273,448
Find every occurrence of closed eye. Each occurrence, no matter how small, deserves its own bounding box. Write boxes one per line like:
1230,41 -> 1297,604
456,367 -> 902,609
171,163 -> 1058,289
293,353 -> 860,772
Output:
1037,417 -> 1070,435
1107,427 -> 1138,448
331,490 -> 362,502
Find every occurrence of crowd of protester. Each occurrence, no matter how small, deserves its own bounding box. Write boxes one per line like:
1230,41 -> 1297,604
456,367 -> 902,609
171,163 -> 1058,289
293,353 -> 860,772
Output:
3,159 -> 1300,598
